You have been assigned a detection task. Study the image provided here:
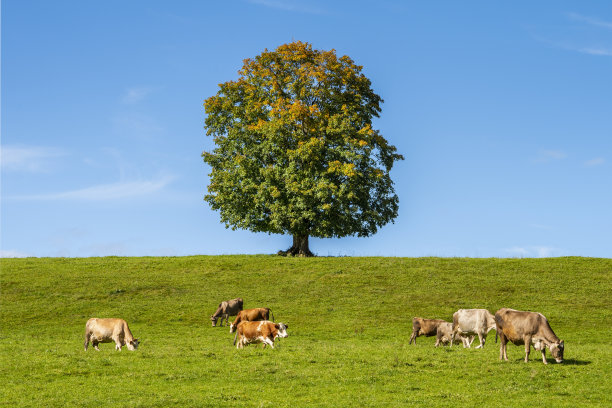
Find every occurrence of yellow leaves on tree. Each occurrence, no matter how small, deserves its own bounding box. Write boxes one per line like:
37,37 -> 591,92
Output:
203,41 -> 403,253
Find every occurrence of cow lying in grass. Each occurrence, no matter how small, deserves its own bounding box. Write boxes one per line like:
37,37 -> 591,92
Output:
84,318 -> 139,351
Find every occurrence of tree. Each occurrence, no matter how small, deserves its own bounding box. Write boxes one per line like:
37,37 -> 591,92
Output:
203,41 -> 403,256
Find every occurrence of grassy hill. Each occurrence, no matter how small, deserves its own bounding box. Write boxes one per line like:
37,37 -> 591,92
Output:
1,256 -> 611,407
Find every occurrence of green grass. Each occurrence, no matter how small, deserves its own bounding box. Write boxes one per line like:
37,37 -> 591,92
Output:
1,256 -> 611,407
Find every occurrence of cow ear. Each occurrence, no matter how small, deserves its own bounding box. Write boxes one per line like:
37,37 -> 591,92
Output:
559,340 -> 564,348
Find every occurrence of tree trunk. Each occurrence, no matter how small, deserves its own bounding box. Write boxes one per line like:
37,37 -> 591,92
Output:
278,234 -> 314,257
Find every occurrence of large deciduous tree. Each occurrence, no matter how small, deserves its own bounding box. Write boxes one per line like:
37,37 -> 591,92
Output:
203,41 -> 403,256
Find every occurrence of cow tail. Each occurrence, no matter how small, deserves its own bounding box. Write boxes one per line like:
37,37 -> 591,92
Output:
233,331 -> 238,346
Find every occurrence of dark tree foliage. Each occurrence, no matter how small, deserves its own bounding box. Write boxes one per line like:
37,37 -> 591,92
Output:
203,41 -> 403,256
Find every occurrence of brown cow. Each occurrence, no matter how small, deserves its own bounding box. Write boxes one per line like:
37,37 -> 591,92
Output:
495,308 -> 564,364
84,318 -> 139,351
233,321 -> 288,349
409,318 -> 446,344
211,297 -> 243,327
435,322 -> 475,347
229,308 -> 274,333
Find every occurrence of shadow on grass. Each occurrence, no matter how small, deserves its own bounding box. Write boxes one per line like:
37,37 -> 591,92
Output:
503,358 -> 591,365
560,358 -> 591,366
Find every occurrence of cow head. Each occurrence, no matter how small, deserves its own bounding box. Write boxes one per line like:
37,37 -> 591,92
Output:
275,323 -> 288,338
550,340 -> 564,363
127,339 -> 140,351
229,323 -> 237,333
210,315 -> 218,327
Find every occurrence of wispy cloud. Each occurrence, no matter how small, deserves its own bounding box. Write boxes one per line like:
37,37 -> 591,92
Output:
0,249 -> 32,258
247,0 -> 327,15
121,87 -> 154,104
567,12 -> 612,30
504,246 -> 560,258
585,157 -> 605,166
574,47 -> 612,56
1,145 -> 66,173
534,246 -> 557,258
533,13 -> 612,57
533,150 -> 567,163
10,174 -> 175,201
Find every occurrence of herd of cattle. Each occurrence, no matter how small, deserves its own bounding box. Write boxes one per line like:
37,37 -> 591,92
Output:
83,298 -> 564,364
411,308 -> 564,364
210,297 -> 288,349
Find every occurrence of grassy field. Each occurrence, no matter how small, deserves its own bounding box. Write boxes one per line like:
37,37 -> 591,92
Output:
1,256 -> 611,407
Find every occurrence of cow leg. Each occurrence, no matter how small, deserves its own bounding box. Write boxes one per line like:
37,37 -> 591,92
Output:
409,331 -> 417,345
113,336 -> 122,351
524,335 -> 531,363
540,348 -> 548,365
93,341 -> 100,351
467,335 -> 475,348
435,333 -> 442,347
84,334 -> 90,351
264,337 -> 275,349
475,332 -> 485,349
499,334 -> 507,361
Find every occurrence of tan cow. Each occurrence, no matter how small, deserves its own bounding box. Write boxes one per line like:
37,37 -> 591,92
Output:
451,309 -> 497,348
435,322 -> 475,347
233,321 -> 288,349
210,297 -> 243,327
84,318 -> 139,351
495,308 -> 564,364
409,317 -> 446,344
229,308 -> 274,333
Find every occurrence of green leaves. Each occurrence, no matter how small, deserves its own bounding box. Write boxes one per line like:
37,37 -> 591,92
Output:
203,41 -> 403,240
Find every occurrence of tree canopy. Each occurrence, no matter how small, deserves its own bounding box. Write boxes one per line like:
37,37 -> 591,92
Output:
203,41 -> 403,256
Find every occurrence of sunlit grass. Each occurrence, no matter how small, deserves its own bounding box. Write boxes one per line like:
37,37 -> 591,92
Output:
1,256 -> 610,406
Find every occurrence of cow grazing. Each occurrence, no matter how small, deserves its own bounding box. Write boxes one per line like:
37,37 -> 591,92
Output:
409,318 -> 446,344
451,309 -> 497,349
84,318 -> 139,351
211,297 -> 243,327
495,308 -> 564,364
233,321 -> 288,349
230,308 -> 275,333
435,322 -> 475,347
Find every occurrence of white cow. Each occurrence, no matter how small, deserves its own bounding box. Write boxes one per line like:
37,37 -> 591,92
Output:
435,322 -> 475,347
451,309 -> 496,348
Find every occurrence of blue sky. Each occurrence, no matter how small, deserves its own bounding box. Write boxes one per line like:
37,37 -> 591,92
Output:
1,0 -> 610,258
